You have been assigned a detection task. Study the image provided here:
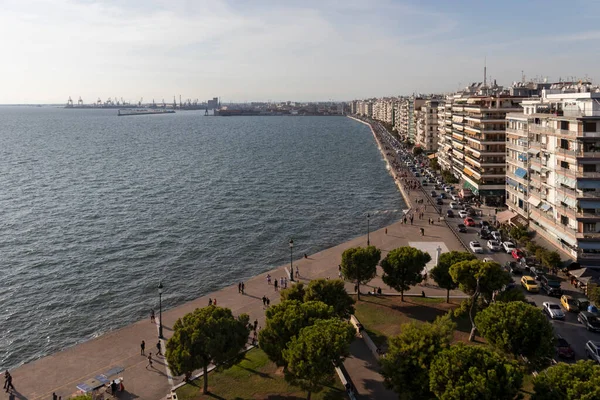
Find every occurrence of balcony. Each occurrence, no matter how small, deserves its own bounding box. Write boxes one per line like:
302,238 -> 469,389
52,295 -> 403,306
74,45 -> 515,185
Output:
507,142 -> 528,152
506,127 -> 528,136
554,203 -> 577,218
576,232 -> 600,239
579,190 -> 600,198
577,170 -> 600,178
555,147 -> 577,158
530,124 -> 574,137
556,185 -> 578,198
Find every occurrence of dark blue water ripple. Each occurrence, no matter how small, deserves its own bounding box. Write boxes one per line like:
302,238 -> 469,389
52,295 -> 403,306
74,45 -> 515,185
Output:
0,107 -> 405,369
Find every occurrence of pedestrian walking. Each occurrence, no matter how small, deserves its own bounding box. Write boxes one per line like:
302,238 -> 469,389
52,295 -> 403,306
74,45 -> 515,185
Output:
150,309 -> 155,323
157,340 -> 162,355
266,297 -> 270,307
238,282 -> 242,293
410,215 -> 414,225
213,298 -> 217,306
241,282 -> 245,294
2,371 -> 8,391
140,340 -> 145,355
385,228 -> 388,234
274,279 -> 278,291
53,393 -> 58,400
262,295 -> 267,307
267,274 -> 271,285
253,319 -> 258,331
147,353 -> 153,369
280,277 -> 284,288
295,267 -> 299,278
5,373 -> 13,393
420,228 -> 425,236
208,298 -> 213,306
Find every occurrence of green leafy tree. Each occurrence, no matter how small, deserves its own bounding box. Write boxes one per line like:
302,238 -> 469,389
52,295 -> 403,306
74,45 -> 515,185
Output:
532,360 -> 600,400
509,226 -> 529,242
412,146 -> 424,156
166,306 -> 249,394
429,343 -> 524,400
542,251 -> 562,270
380,314 -> 455,399
588,286 -> 600,305
494,287 -> 526,303
258,300 -> 334,366
283,319 -> 355,400
526,240 -> 540,255
381,246 -> 431,301
475,302 -> 554,368
280,282 -> 306,302
429,157 -> 440,171
430,251 -> 476,303
341,246 -> 381,300
450,259 -> 511,341
304,279 -> 355,319
535,248 -> 547,263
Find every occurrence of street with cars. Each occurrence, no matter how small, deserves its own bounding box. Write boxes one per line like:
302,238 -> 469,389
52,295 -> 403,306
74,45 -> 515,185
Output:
371,119 -> 600,364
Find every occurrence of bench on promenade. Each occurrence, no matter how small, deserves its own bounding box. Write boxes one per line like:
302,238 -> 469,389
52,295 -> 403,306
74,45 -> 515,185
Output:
76,366 -> 124,397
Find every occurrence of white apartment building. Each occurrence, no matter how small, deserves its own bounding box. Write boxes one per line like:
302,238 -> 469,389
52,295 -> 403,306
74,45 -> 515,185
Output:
505,82 -> 600,265
437,99 -> 453,170
415,99 -> 442,152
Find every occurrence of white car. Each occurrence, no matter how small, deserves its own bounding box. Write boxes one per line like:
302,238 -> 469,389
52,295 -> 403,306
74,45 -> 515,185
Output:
482,257 -> 495,263
585,341 -> 600,364
449,202 -> 459,209
469,241 -> 483,254
543,302 -> 565,320
444,187 -> 453,193
487,240 -> 502,252
458,210 -> 468,218
451,194 -> 459,201
503,241 -> 516,253
491,231 -> 502,241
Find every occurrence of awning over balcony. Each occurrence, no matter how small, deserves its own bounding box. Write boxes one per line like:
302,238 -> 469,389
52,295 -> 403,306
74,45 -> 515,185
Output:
497,210 -> 516,223
528,197 -> 541,207
527,148 -> 540,155
578,180 -> 600,189
530,164 -> 541,172
580,200 -> 600,208
463,167 -> 474,177
578,242 -> 600,250
540,203 -> 552,212
514,167 -> 528,179
428,154 -> 437,159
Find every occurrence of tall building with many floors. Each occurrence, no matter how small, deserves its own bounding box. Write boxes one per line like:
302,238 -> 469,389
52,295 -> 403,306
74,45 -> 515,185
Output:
505,82 -> 600,265
415,99 -> 442,152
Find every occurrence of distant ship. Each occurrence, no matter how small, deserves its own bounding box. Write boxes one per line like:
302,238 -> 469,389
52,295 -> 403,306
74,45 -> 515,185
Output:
214,108 -> 261,116
117,109 -> 175,117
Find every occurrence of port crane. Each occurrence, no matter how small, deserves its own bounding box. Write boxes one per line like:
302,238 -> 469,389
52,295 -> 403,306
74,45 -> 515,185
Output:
78,97 -> 83,107
67,96 -> 73,107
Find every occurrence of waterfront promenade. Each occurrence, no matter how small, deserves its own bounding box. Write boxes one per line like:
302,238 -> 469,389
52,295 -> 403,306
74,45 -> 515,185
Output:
8,121 -> 465,400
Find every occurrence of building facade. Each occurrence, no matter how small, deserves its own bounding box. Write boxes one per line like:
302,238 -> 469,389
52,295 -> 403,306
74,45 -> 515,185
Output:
415,99 -> 441,152
505,83 -> 600,265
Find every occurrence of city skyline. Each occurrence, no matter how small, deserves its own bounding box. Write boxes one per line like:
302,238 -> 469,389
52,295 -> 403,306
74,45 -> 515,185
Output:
2,0 -> 599,104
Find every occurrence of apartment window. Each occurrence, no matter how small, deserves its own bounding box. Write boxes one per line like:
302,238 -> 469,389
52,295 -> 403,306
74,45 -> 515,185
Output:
560,120 -> 569,130
584,222 -> 597,232
560,215 -> 569,225
560,161 -> 569,169
583,164 -> 597,172
560,139 -> 569,150
584,122 -> 597,133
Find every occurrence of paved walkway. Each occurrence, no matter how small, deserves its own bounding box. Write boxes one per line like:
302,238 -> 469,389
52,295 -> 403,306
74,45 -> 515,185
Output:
344,340 -> 397,400
7,121 -> 465,400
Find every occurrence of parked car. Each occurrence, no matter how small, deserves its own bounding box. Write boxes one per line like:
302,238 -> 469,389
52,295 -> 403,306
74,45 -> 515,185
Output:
439,193 -> 447,199
457,224 -> 467,233
469,241 -> 483,253
451,194 -> 459,201
505,261 -> 527,275
444,186 -> 453,193
512,249 -> 525,260
436,198 -> 444,205
521,275 -> 540,293
491,231 -> 502,241
458,210 -> 468,218
543,302 -> 565,320
575,298 -> 591,311
502,241 -> 516,253
446,210 -> 454,218
540,275 -> 563,297
431,191 -> 437,197
529,267 -> 546,281
487,240 -> 502,252
449,202 -> 459,209
561,295 -> 579,312
578,311 -> 600,332
556,336 -> 575,359
481,220 -> 490,228
585,341 -> 600,363
478,230 -> 492,240
464,217 -> 476,226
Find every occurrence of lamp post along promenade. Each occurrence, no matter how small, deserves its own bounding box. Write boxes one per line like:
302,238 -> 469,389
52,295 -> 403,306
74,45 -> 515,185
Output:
158,281 -> 164,339
289,239 -> 294,281
367,213 -> 370,246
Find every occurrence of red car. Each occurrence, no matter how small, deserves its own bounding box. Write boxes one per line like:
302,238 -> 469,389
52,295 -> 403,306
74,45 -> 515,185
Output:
511,249 -> 524,260
556,337 -> 575,359
464,217 -> 476,226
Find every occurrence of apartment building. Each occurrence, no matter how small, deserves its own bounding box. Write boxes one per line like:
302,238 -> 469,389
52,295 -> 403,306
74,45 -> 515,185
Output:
438,83 -> 525,204
372,98 -> 397,126
505,82 -> 600,265
437,99 -> 453,170
415,99 -> 442,152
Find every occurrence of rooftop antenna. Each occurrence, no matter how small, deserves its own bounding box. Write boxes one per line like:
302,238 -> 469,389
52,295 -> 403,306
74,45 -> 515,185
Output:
521,70 -> 525,83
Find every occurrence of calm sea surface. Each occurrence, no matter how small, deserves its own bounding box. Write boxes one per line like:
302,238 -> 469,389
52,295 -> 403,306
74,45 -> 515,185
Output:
0,107 -> 405,369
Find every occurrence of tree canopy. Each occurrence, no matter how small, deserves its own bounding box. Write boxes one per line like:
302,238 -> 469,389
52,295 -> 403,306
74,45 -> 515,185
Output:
340,245 -> 381,300
381,246 -> 431,301
303,279 -> 355,318
532,360 -> 600,400
280,282 -> 306,302
430,251 -> 476,303
165,306 -> 250,394
258,300 -> 335,366
475,301 -> 554,368
542,250 -> 562,270
450,259 -> 511,340
380,314 -> 455,400
429,343 -> 523,400
283,318 -> 355,400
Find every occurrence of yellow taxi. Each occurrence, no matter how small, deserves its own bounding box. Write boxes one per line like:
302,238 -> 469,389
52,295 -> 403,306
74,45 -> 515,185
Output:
560,295 -> 578,312
521,275 -> 539,293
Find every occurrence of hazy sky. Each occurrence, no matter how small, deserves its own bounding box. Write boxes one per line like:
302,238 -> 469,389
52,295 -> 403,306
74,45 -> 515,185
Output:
2,0 -> 599,103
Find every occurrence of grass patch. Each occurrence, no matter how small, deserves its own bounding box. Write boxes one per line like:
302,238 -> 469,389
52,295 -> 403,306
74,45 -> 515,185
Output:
175,348 -> 346,400
354,295 -> 472,349
519,373 -> 535,400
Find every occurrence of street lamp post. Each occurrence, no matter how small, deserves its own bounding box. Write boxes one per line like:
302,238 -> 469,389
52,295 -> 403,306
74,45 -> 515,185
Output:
289,239 -> 294,281
158,281 -> 164,339
367,213 -> 370,246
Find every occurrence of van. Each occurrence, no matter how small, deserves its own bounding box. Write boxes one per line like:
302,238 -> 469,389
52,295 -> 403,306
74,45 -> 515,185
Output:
459,188 -> 473,199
